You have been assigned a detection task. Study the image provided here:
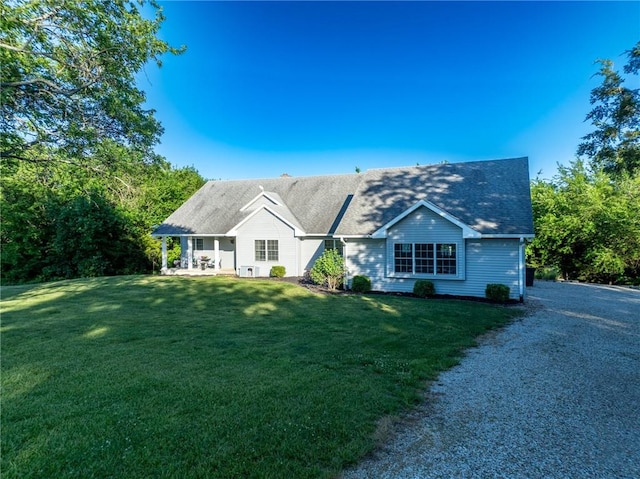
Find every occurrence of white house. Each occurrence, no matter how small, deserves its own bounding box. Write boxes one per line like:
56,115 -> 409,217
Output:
152,157 -> 534,300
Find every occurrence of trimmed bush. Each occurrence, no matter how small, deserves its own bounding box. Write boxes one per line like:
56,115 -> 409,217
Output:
269,265 -> 286,278
310,249 -> 345,290
485,284 -> 511,302
413,280 -> 435,298
351,275 -> 371,293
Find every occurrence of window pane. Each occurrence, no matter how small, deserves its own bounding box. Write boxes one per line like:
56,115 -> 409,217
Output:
436,243 -> 456,274
394,243 -> 412,273
324,239 -> 343,256
192,238 -> 204,251
267,240 -> 279,261
415,243 -> 434,274
255,240 -> 266,261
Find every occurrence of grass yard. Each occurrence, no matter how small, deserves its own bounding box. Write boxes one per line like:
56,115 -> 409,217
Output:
1,276 -> 522,478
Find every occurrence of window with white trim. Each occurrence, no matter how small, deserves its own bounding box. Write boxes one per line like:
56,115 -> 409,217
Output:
192,238 -> 204,251
324,239 -> 344,256
255,240 -> 279,261
394,242 -> 457,275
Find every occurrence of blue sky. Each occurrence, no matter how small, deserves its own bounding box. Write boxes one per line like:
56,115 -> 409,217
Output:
141,1 -> 639,180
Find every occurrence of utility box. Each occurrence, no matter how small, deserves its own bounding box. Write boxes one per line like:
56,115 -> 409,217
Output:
239,266 -> 259,278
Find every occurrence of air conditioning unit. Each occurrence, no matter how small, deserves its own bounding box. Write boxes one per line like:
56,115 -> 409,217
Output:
239,265 -> 258,277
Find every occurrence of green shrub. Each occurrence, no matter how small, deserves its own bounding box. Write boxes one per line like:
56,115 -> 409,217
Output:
310,249 -> 345,290
485,284 -> 510,302
351,275 -> 371,293
535,266 -> 559,281
413,280 -> 435,298
269,265 -> 286,278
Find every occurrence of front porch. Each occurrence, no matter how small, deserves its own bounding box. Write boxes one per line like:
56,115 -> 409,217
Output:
162,267 -> 237,277
158,235 -> 236,275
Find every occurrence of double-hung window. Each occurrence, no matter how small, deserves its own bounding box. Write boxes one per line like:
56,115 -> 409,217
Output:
324,239 -> 344,256
192,238 -> 204,251
255,240 -> 279,261
436,243 -> 456,274
394,243 -> 413,273
394,242 -> 457,275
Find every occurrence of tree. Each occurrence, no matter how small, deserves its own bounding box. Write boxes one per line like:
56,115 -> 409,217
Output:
0,0 -> 183,168
528,160 -> 640,284
310,248 -> 345,290
0,149 -> 205,283
577,42 -> 640,176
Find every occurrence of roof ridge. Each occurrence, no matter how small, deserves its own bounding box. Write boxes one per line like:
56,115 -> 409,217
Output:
364,156 -> 528,173
208,171 -> 362,183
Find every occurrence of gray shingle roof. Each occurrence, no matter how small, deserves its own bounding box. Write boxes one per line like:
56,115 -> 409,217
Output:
335,157 -> 534,236
153,157 -> 533,237
153,173 -> 362,236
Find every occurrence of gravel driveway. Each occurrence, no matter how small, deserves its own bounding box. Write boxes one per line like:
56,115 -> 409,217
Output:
341,281 -> 640,479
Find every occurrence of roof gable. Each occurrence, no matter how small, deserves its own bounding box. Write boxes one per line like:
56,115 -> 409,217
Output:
240,191 -> 283,212
371,200 -> 482,239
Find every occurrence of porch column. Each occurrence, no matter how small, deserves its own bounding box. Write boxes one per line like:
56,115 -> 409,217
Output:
161,236 -> 168,272
214,238 -> 220,272
187,236 -> 193,270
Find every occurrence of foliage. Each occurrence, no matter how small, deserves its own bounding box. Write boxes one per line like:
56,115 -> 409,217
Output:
269,265 -> 286,278
351,275 -> 371,293
413,280 -> 435,298
0,1 -> 201,284
528,160 -> 640,284
0,156 -> 205,284
0,0 -> 184,167
1,275 -> 520,478
534,266 -> 560,281
485,284 -> 510,303
310,248 -> 345,290
577,42 -> 640,177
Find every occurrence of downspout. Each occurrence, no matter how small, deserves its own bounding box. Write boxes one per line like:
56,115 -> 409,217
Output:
338,236 -> 348,290
519,237 -> 525,302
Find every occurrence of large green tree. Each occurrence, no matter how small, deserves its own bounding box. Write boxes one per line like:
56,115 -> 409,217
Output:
0,0 -> 203,284
577,42 -> 640,176
0,0 -> 183,167
528,161 -> 640,284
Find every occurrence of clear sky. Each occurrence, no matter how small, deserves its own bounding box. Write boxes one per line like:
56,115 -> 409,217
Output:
140,1 -> 640,181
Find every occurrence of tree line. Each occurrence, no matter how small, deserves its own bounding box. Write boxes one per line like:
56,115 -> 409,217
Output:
1,2 -> 638,285
528,42 -> 640,284
1,1 -> 203,283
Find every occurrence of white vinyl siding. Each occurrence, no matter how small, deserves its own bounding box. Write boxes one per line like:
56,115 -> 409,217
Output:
348,238 -> 521,299
300,237 -> 342,276
235,209 -> 296,277
386,206 -> 464,280
345,239 -> 387,290
463,239 -> 521,299
345,206 -> 522,299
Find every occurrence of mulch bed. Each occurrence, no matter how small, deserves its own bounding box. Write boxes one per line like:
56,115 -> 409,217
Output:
266,276 -> 520,305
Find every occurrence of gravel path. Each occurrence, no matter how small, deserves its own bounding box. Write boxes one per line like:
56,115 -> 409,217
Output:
341,281 -> 640,479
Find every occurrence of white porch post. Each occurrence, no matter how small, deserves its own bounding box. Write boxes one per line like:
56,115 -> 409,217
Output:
214,238 -> 220,272
161,236 -> 168,272
187,236 -> 193,270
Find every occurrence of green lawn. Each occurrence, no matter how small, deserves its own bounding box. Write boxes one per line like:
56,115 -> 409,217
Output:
1,276 -> 522,478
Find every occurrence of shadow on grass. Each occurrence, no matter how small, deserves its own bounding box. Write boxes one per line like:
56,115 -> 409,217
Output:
1,275 -> 521,479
